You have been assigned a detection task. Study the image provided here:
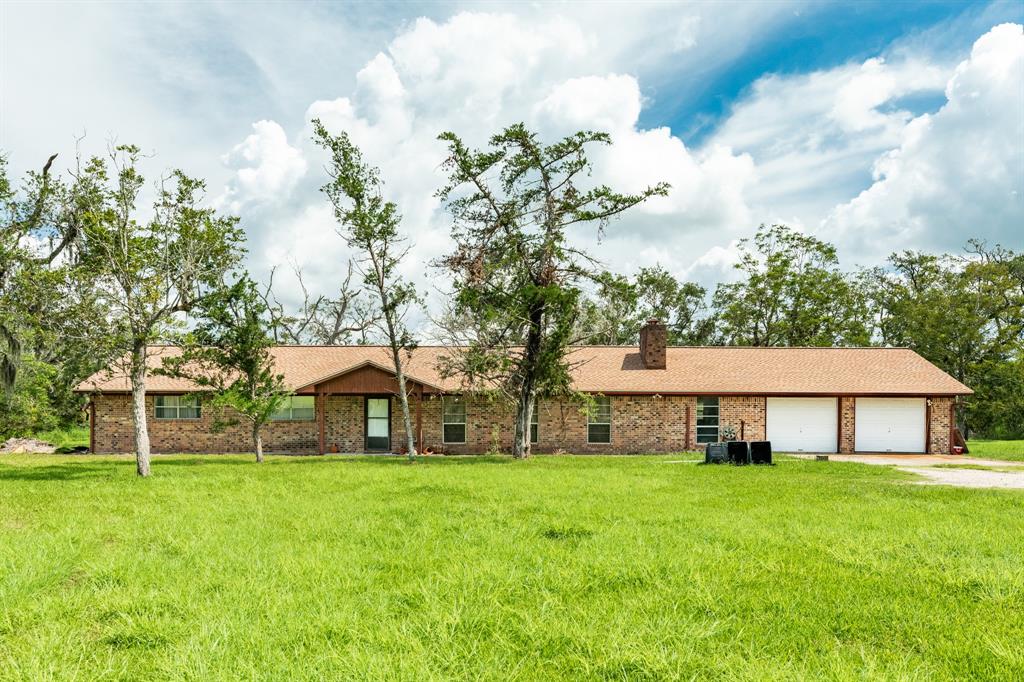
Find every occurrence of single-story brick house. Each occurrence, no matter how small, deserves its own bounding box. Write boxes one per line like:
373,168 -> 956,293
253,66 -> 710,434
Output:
77,321 -> 971,456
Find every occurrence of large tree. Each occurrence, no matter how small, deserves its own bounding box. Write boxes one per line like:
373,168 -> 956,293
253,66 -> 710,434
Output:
435,124 -> 668,459
312,121 -> 421,460
80,145 -> 244,476
0,150 -> 107,433
713,224 -> 870,347
159,276 -> 289,463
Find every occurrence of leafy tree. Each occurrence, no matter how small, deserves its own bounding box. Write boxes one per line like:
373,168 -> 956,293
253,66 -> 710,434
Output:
312,121 -> 421,460
0,150 -> 109,432
0,356 -> 61,438
435,124 -> 668,459
80,145 -> 244,476
580,266 -> 713,345
713,224 -> 870,346
159,276 -> 289,463
1,152 -> 55,394
862,243 -> 1023,438
576,271 -> 639,345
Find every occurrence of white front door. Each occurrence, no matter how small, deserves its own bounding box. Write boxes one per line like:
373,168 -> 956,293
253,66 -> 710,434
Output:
766,397 -> 838,453
855,398 -> 926,453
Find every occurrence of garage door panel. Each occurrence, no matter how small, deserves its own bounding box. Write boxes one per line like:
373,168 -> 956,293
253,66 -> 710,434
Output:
767,398 -> 838,453
855,398 -> 926,453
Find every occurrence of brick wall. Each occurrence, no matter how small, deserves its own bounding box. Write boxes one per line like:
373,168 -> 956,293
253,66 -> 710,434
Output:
929,396 -> 954,454
90,392 -> 957,456
839,397 -> 856,453
719,396 -> 766,442
539,395 -> 695,454
92,394 -> 318,454
322,396 -> 362,453
415,394 -> 515,454
421,394 -> 768,454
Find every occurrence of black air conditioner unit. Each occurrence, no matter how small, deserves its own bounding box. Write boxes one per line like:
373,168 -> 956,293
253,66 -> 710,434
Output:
750,440 -> 773,465
727,440 -> 751,465
704,442 -> 729,464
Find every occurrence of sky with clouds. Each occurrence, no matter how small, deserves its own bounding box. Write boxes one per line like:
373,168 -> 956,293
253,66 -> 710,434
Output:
2,1 -> 1022,320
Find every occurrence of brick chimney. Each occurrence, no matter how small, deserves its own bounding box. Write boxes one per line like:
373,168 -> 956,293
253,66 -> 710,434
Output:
639,318 -> 667,369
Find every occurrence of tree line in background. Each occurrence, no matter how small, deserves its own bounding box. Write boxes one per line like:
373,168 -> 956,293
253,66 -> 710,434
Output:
576,227 -> 1023,439
1,126 -> 1021,476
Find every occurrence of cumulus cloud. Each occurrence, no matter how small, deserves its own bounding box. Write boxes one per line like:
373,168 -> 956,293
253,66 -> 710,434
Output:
218,10 -> 1022,325
219,120 -> 307,211
230,11 -> 758,321
825,23 -> 1024,255
710,53 -> 950,221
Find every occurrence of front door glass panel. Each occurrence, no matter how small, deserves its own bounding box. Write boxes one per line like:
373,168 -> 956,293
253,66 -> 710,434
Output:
366,398 -> 390,450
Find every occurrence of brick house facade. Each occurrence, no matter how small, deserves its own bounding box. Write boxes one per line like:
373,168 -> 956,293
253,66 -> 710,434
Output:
89,392 -> 962,456
81,322 -> 971,456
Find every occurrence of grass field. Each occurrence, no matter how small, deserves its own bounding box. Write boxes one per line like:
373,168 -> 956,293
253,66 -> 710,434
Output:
1,454 -> 1022,680
967,439 -> 1024,461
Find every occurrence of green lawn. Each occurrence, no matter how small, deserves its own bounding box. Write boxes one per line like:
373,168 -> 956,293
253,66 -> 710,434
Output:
967,439 -> 1024,462
1,455 -> 1022,680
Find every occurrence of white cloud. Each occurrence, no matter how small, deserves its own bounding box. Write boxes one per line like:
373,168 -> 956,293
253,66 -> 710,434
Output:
533,74 -> 642,135
672,16 -> 701,52
710,53 -> 951,221
826,23 -> 1024,256
218,120 -> 307,211
230,10 -> 761,324
704,23 -> 1024,265
224,12 -> 1023,325
22,2 -> 1014,324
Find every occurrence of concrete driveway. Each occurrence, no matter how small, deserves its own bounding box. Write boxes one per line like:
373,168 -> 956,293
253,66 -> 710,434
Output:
792,453 -> 1024,489
898,466 -> 1024,489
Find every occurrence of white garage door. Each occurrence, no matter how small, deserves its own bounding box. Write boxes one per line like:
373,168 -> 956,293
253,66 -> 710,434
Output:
767,398 -> 838,453
855,398 -> 926,453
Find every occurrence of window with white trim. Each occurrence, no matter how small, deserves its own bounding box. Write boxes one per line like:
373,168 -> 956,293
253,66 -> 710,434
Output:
270,396 -> 315,421
442,397 -> 466,444
587,396 -> 611,444
696,396 -> 720,444
154,395 -> 201,420
530,401 -> 539,444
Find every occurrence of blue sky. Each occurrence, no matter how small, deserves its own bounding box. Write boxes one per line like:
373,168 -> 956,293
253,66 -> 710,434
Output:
652,0 -> 1024,143
1,1 -> 1022,312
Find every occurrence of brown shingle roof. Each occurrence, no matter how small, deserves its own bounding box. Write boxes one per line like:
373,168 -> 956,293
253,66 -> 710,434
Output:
76,345 -> 971,396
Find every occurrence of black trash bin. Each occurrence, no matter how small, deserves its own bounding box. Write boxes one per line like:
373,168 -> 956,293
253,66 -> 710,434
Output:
704,442 -> 729,464
727,440 -> 751,465
750,440 -> 772,465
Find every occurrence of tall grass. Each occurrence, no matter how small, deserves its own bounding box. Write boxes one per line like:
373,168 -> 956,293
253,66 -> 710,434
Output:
0,454 -> 1022,680
26,425 -> 90,451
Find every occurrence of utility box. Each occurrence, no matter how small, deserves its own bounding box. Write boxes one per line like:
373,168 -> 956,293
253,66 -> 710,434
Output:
727,440 -> 751,465
750,441 -> 772,465
704,442 -> 729,464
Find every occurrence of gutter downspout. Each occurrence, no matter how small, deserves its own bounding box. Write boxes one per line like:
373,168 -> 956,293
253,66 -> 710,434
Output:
88,398 -> 96,454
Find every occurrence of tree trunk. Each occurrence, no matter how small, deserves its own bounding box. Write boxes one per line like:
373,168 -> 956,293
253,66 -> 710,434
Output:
512,385 -> 535,460
253,423 -> 264,463
513,303 -> 544,459
391,347 -> 417,461
130,341 -> 152,477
